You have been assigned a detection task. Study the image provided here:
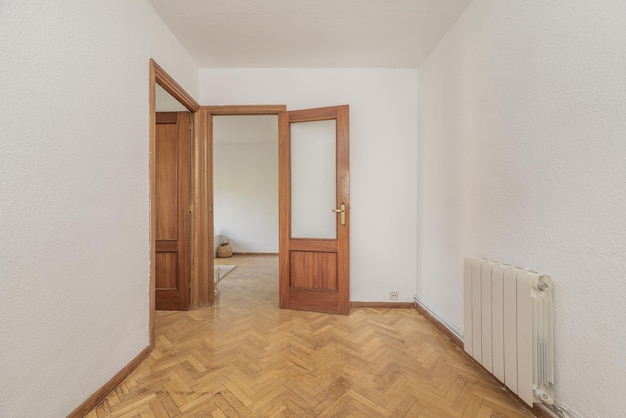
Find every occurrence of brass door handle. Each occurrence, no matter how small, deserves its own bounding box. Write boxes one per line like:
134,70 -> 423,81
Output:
331,203 -> 346,226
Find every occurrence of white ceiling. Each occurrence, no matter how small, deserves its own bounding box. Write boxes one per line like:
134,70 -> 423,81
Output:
148,0 -> 472,68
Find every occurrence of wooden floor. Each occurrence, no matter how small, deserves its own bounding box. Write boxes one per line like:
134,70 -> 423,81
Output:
86,255 -> 534,417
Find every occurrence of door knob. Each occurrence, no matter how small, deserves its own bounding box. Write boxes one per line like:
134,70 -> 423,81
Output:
331,203 -> 346,226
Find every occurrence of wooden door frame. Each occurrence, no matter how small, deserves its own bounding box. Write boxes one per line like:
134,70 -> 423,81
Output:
149,60 -> 211,347
205,105 -> 286,302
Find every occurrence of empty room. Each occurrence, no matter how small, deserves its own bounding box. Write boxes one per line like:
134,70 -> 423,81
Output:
1,1 -> 625,417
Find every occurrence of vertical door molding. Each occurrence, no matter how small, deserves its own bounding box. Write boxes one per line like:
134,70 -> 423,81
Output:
190,106 -> 211,308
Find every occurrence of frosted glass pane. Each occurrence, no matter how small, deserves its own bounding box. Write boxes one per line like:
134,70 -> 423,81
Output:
291,120 -> 336,239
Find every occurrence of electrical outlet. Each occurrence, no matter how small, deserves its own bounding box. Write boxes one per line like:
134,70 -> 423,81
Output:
389,291 -> 399,300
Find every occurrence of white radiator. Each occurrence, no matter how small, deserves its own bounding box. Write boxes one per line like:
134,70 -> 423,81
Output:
463,257 -> 554,407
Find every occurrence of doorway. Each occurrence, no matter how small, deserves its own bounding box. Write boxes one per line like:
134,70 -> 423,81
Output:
206,106 -> 284,306
212,115 -> 279,256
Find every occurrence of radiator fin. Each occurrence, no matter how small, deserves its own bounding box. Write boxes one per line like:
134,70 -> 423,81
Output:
503,267 -> 519,394
481,262 -> 493,372
491,264 -> 506,383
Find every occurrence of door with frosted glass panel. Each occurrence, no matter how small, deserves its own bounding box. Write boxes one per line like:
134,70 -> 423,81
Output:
278,105 -> 350,314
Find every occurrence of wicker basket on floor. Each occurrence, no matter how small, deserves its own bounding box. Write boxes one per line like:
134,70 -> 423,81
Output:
217,242 -> 232,258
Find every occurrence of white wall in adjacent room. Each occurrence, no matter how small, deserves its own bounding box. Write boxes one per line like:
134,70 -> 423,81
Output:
0,1 -> 197,415
213,116 -> 279,254
417,1 -> 626,416
200,68 -> 419,302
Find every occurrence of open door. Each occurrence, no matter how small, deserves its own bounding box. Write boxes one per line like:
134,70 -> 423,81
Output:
279,105 -> 350,314
155,111 -> 191,310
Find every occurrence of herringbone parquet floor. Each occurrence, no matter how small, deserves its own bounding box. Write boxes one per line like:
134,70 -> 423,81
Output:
86,255 -> 534,417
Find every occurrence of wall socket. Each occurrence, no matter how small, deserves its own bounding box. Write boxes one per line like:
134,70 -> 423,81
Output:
389,291 -> 399,300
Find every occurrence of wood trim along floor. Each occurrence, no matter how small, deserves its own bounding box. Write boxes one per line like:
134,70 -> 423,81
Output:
67,346 -> 151,417
413,301 -> 463,348
350,301 -> 414,309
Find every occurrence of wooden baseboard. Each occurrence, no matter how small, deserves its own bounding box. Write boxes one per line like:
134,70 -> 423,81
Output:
414,302 -> 463,348
350,301 -> 414,309
68,345 -> 152,417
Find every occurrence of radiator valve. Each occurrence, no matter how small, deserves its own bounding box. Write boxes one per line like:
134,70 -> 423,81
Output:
534,274 -> 552,292
534,388 -> 554,405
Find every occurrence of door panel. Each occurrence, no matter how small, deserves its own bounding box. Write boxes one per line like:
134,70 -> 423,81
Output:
155,111 -> 191,310
155,252 -> 177,289
155,122 -> 178,239
290,252 -> 338,290
279,105 -> 350,314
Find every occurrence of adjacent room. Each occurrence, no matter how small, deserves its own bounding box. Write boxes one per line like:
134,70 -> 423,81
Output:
213,115 -> 279,256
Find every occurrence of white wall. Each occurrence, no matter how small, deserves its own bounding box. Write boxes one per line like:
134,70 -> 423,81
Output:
0,1 -> 197,415
200,69 -> 418,302
156,85 -> 188,111
417,1 -> 626,416
214,142 -> 278,253
214,143 -> 278,253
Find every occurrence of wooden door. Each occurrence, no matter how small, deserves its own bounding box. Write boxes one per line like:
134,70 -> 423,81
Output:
279,105 -> 350,314
155,112 -> 191,310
